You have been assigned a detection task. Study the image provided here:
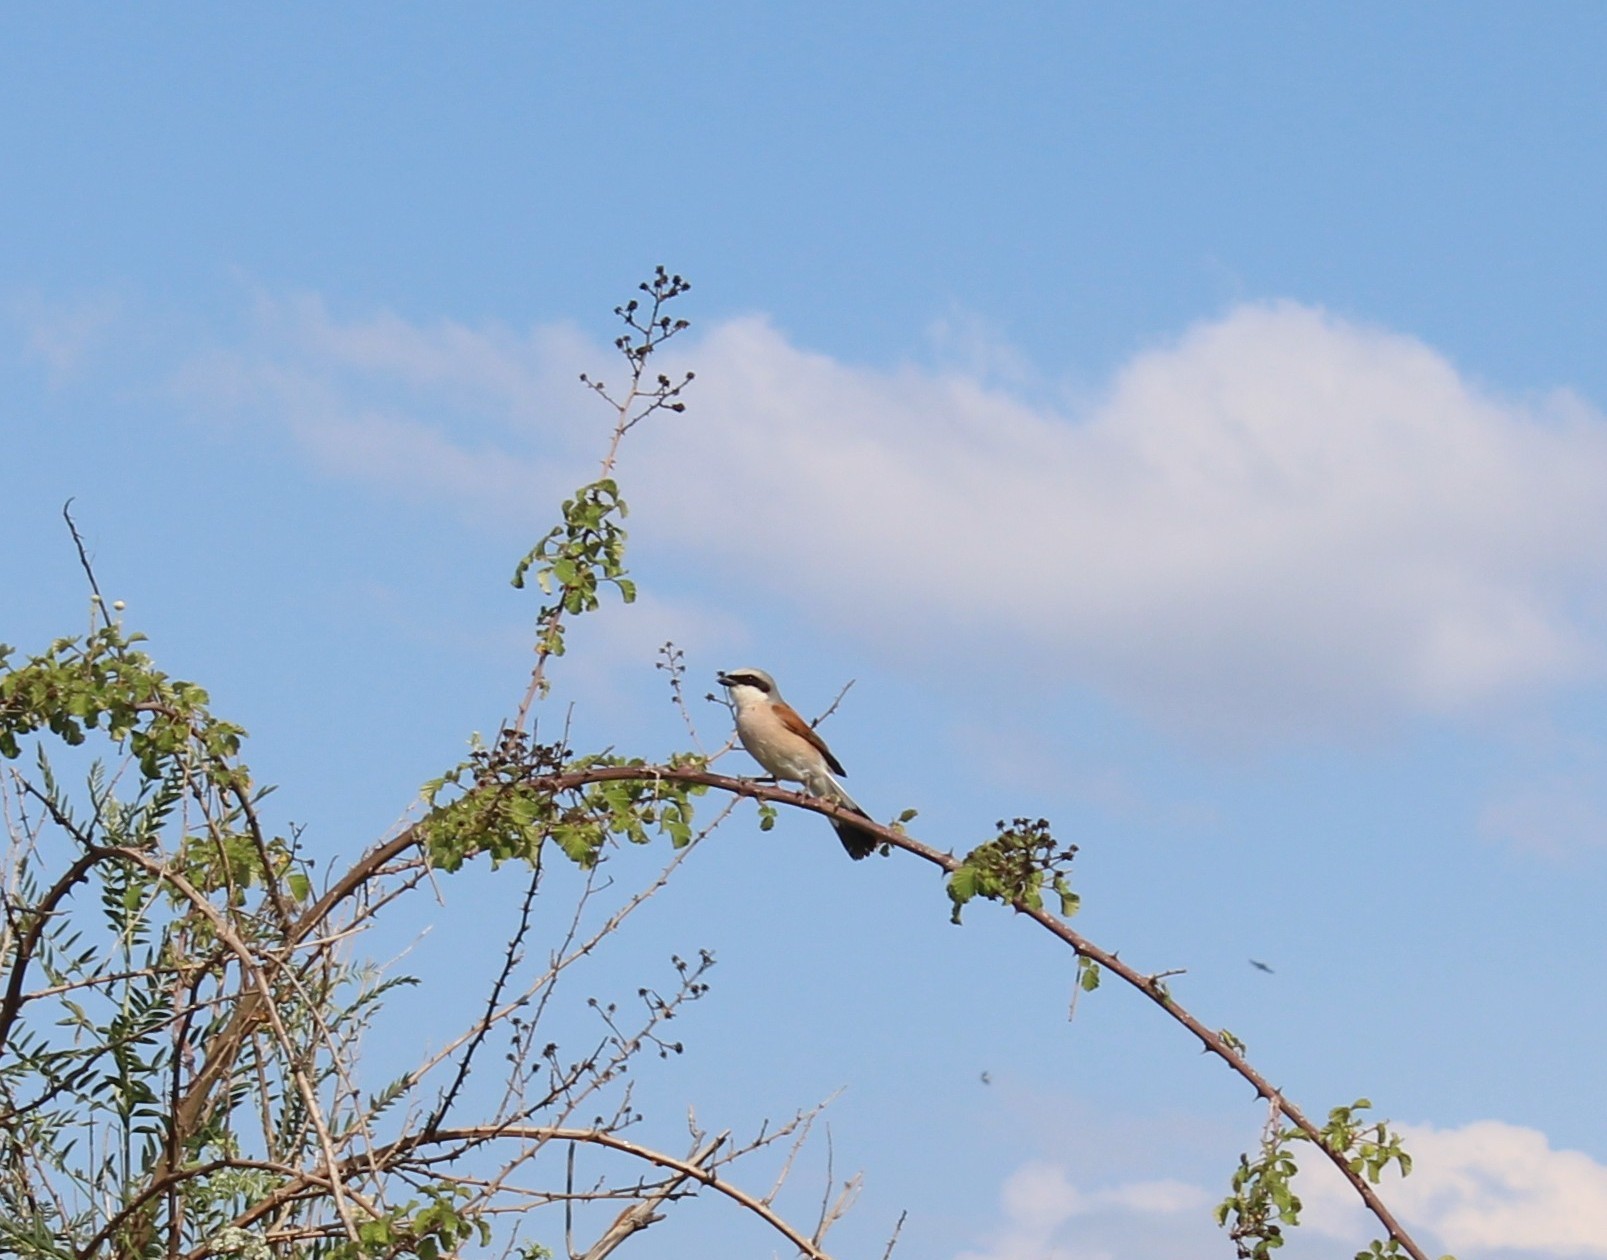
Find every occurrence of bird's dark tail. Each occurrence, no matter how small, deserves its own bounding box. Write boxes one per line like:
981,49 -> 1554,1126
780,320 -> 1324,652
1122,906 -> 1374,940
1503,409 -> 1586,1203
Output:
808,771 -> 878,860
832,806 -> 878,861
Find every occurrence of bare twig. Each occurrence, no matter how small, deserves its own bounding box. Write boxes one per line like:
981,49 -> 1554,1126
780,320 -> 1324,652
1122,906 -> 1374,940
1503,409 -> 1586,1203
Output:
810,1127 -> 860,1248
881,1208 -> 908,1259
60,499 -> 106,629
763,1096 -> 835,1207
656,643 -> 705,751
577,1132 -> 727,1260
425,862 -> 545,1136
810,679 -> 856,729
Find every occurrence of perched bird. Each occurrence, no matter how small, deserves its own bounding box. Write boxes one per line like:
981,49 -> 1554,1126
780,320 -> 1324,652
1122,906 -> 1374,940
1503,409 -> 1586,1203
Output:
717,667 -> 877,860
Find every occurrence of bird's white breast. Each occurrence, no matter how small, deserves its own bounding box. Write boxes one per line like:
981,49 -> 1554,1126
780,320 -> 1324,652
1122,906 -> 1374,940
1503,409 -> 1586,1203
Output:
733,702 -> 816,783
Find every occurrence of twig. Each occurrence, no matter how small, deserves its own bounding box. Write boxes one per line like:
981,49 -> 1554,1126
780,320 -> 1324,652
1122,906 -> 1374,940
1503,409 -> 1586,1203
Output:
577,1132 -> 727,1260
656,643 -> 704,751
60,499 -> 106,628
425,863 -> 544,1136
763,1097 -> 835,1207
810,679 -> 855,729
810,1127 -> 859,1248
881,1209 -> 908,1259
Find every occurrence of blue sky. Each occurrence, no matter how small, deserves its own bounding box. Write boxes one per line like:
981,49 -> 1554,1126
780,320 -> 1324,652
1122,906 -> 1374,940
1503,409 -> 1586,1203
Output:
6,5 -> 1607,1257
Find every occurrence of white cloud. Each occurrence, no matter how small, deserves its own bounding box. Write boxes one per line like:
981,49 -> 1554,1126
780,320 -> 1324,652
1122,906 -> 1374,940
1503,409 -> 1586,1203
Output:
634,306 -> 1607,738
1480,774 -> 1607,858
12,291 -> 124,384
1299,1119 -> 1607,1257
965,1119 -> 1607,1260
954,1161 -> 1212,1260
172,291 -> 601,526
179,294 -> 1607,740
923,307 -> 1039,388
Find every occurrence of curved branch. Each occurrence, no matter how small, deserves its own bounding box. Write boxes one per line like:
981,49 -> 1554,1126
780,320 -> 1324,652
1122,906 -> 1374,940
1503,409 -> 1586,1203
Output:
517,764 -> 1433,1260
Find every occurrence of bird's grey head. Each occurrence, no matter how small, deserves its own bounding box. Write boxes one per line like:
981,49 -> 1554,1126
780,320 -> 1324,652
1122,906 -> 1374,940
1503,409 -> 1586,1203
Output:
717,667 -> 777,698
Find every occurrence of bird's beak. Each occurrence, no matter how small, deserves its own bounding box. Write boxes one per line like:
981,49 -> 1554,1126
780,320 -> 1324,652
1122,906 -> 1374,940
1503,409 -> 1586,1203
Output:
716,672 -> 734,687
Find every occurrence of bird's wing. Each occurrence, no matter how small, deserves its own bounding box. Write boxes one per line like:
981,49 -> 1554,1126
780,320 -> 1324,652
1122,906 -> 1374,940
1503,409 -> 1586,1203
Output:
771,701 -> 848,777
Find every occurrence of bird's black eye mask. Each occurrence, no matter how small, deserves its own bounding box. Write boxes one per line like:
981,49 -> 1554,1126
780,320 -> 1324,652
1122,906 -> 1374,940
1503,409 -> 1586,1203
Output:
719,672 -> 772,694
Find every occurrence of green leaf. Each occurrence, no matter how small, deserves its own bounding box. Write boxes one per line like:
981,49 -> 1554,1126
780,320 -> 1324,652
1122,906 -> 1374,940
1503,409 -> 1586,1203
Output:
553,820 -> 601,867
946,866 -> 981,924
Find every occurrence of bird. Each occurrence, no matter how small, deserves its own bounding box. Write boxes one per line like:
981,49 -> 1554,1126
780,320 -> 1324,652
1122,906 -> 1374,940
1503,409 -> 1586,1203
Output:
1249,959 -> 1275,974
716,667 -> 877,860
